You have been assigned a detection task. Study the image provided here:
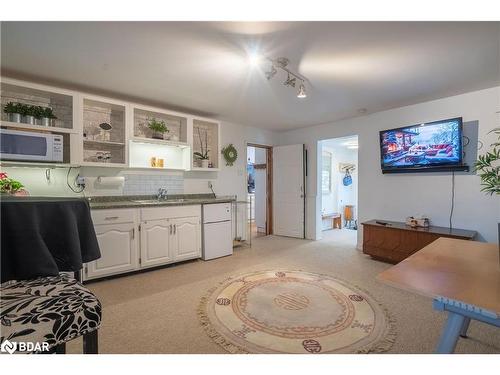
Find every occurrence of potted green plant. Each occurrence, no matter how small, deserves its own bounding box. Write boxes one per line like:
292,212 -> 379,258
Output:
474,126 -> 499,250
475,127 -> 500,195
193,127 -> 210,168
3,102 -> 24,123
41,107 -> 57,127
23,104 -> 36,125
0,172 -> 26,196
147,118 -> 169,140
32,106 -> 45,125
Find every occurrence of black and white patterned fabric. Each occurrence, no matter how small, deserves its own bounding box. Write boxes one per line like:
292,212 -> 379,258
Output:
0,275 -> 101,353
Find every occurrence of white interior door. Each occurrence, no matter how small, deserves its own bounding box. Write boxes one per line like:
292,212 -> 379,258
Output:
273,144 -> 305,238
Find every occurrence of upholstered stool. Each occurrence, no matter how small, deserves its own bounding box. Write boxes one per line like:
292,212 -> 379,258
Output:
0,274 -> 101,354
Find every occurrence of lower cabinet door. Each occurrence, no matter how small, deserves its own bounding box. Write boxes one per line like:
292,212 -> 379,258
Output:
171,216 -> 201,261
140,219 -> 173,268
86,222 -> 138,280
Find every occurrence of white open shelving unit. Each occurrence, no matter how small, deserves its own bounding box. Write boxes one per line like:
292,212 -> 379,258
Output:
80,95 -> 128,167
191,118 -> 221,171
0,78 -> 222,172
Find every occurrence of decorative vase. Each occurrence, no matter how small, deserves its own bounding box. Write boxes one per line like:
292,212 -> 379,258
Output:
23,115 -> 36,125
201,159 -> 210,168
8,113 -> 22,123
152,131 -> 164,140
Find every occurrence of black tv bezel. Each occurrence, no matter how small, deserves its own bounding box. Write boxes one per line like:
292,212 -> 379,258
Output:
379,117 -> 468,174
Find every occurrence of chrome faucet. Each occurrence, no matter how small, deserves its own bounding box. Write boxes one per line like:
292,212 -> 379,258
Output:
157,188 -> 168,200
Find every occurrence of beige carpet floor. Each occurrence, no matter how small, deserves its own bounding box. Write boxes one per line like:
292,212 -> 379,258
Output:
68,229 -> 500,354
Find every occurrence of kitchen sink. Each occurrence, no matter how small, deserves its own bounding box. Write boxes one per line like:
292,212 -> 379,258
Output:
129,199 -> 160,204
129,198 -> 187,204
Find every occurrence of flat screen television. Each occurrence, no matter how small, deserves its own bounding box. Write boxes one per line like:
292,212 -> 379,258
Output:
379,117 -> 468,173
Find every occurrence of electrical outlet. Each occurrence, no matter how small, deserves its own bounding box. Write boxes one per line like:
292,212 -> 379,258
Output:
76,175 -> 86,187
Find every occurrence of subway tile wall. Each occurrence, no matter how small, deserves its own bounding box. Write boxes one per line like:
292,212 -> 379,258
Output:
122,174 -> 184,195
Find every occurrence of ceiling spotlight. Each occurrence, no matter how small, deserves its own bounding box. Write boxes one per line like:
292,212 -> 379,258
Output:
248,51 -> 262,67
284,73 -> 296,87
297,83 -> 307,99
265,64 -> 277,80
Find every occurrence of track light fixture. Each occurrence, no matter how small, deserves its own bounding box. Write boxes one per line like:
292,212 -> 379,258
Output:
262,56 -> 308,99
297,83 -> 307,99
265,64 -> 277,80
284,73 -> 296,88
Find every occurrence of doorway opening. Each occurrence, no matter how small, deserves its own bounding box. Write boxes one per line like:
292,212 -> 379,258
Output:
318,136 -> 359,245
247,144 -> 273,239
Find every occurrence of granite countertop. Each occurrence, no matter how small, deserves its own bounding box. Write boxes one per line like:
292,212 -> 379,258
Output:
88,194 -> 236,210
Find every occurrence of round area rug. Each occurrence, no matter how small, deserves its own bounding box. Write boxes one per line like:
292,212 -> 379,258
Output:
199,270 -> 396,354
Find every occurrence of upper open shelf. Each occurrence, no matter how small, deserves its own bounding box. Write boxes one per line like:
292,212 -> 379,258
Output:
192,119 -> 220,170
1,82 -> 74,130
82,97 -> 127,166
133,106 -> 188,143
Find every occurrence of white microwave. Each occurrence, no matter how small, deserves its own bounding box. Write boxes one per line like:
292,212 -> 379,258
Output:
0,129 -> 64,162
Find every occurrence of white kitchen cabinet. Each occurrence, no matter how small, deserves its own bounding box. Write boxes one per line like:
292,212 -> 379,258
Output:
86,205 -> 204,281
86,222 -> 138,280
170,216 -> 201,261
140,219 -> 174,268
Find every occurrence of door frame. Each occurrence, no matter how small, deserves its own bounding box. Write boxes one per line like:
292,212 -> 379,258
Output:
247,142 -> 273,235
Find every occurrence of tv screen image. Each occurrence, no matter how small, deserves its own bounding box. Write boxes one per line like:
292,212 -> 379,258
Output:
380,117 -> 463,172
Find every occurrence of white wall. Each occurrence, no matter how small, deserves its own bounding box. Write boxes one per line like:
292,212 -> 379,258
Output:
278,86 -> 500,244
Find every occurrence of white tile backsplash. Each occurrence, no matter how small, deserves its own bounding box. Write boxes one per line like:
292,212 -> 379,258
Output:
122,174 -> 184,195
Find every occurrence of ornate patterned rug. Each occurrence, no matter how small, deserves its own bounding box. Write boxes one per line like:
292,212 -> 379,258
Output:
199,270 -> 396,354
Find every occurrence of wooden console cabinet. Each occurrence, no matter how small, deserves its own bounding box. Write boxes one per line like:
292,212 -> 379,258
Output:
362,220 -> 476,263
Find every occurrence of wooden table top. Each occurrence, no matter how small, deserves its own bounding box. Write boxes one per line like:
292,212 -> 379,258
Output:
362,220 -> 477,239
377,238 -> 499,313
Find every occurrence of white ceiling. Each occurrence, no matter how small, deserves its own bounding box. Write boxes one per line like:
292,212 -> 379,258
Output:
322,136 -> 359,150
1,22 -> 499,131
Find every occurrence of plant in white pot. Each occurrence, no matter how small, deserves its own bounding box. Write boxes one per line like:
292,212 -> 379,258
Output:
194,127 -> 210,168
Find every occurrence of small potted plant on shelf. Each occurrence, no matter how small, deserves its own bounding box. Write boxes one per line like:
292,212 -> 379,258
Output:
23,104 -> 37,125
147,118 -> 169,140
0,172 -> 28,196
3,102 -> 25,123
32,106 -> 45,125
41,107 -> 57,126
194,127 -> 210,168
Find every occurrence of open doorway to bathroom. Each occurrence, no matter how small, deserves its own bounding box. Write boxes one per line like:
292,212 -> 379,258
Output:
318,136 -> 358,245
247,144 -> 273,239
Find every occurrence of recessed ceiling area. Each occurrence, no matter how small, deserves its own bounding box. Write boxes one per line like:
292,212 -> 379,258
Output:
1,22 -> 499,131
322,136 -> 359,150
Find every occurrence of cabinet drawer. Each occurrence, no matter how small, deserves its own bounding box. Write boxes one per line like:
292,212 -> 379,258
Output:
141,205 -> 201,221
91,208 -> 136,225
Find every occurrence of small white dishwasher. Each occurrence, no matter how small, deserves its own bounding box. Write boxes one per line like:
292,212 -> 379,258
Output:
202,202 -> 233,260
